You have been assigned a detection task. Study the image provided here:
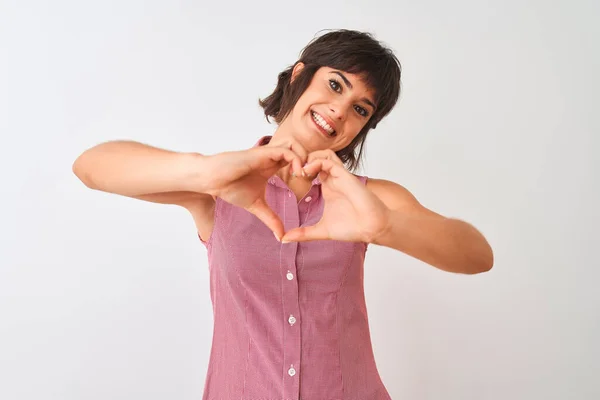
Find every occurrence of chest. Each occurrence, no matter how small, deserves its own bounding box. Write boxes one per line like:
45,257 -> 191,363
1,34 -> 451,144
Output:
209,185 -> 366,293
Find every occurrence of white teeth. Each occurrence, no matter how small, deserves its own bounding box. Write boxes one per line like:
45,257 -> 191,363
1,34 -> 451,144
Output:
311,111 -> 335,135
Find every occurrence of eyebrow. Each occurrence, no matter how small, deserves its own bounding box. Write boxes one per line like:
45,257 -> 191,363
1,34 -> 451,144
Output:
331,71 -> 377,110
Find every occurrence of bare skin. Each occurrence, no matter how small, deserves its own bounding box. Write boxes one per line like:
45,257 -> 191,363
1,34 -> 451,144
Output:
73,63 -> 494,273
73,63 -> 372,241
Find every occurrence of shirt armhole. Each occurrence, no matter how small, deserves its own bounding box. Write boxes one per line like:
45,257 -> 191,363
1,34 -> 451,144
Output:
358,175 -> 370,251
198,197 -> 220,249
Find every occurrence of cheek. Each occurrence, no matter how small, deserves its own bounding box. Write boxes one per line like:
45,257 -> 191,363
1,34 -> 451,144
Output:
346,116 -> 367,133
292,96 -> 312,117
287,101 -> 304,122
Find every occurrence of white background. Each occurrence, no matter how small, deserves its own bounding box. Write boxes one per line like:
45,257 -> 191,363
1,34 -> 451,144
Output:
1,0 -> 598,399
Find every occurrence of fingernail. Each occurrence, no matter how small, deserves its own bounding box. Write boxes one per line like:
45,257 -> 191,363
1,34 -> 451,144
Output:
273,232 -> 280,242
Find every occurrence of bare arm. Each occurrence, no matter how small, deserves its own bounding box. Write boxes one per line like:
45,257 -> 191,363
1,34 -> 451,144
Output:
72,140 -> 214,207
74,140 -> 305,240
367,178 -> 493,274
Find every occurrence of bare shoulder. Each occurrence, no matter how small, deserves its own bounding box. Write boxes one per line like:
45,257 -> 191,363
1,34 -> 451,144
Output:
365,178 -> 418,209
365,177 -> 443,217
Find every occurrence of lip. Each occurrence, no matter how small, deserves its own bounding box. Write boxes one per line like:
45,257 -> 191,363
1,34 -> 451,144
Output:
310,110 -> 337,137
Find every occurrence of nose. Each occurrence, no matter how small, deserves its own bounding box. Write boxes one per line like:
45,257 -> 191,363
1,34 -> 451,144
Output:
329,100 -> 350,121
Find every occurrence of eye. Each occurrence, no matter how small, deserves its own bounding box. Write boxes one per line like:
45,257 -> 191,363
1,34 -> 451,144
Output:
354,105 -> 369,117
329,78 -> 370,117
329,79 -> 342,92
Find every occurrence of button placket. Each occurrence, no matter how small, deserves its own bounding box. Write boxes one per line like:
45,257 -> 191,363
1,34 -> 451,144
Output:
298,188 -> 316,226
281,186 -> 302,400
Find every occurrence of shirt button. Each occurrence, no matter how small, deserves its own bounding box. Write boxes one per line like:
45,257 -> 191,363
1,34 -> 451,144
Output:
286,271 -> 294,280
288,315 -> 296,325
288,365 -> 296,376
304,196 -> 312,202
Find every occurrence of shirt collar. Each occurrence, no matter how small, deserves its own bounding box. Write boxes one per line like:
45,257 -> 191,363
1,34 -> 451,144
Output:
254,135 -> 321,186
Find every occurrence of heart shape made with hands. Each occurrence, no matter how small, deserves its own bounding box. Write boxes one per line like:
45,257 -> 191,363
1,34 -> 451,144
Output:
265,150 -> 390,244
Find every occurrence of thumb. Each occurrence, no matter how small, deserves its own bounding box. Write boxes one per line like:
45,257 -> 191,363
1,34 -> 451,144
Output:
281,223 -> 328,243
247,198 -> 285,241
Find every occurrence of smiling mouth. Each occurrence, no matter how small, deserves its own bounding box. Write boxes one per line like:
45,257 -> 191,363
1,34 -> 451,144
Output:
311,111 -> 336,137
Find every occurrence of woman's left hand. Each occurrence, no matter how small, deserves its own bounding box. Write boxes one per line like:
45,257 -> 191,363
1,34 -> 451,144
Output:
281,150 -> 391,244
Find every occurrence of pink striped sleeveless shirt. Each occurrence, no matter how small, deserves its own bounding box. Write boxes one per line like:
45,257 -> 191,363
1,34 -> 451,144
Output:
199,136 -> 392,400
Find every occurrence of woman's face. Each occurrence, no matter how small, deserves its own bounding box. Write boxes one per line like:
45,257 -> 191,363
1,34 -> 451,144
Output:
277,64 -> 376,153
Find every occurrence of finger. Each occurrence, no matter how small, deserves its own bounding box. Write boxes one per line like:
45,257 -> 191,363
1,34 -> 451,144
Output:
287,142 -> 309,164
265,147 -> 303,177
270,138 -> 309,164
270,140 -> 309,177
317,159 -> 346,178
284,142 -> 308,178
306,149 -> 343,166
265,147 -> 298,164
246,198 -> 285,241
305,159 -> 357,186
301,159 -> 324,178
302,158 -> 345,179
290,156 -> 304,179
281,224 -> 328,243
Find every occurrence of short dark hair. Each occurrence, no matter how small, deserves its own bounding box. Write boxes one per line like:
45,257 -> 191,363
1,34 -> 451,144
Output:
259,29 -> 402,171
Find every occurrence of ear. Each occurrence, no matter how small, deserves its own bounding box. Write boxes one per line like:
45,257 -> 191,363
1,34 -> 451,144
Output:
290,62 -> 305,84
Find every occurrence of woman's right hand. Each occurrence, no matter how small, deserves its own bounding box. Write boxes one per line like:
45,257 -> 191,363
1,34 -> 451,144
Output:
203,146 -> 306,240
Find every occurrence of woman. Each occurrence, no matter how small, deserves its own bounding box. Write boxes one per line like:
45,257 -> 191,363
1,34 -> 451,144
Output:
73,29 -> 493,400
